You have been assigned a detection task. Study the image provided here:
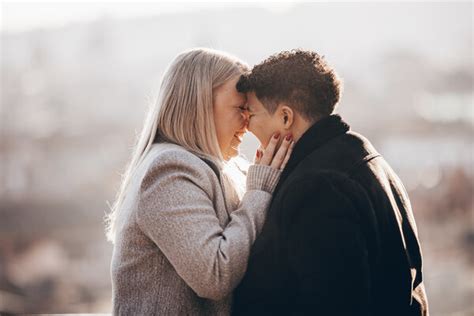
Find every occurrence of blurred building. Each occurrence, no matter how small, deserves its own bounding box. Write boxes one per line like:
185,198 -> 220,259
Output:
0,2 -> 472,314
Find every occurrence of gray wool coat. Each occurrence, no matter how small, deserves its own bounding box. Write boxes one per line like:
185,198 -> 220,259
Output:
111,142 -> 281,315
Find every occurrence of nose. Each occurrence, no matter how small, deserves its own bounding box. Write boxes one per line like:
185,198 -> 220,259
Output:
241,109 -> 250,121
239,120 -> 249,133
240,110 -> 250,130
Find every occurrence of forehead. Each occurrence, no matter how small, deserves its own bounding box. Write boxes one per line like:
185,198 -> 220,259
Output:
214,77 -> 246,103
246,92 -> 265,108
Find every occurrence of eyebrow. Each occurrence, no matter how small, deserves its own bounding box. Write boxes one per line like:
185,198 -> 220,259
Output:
230,102 -> 244,108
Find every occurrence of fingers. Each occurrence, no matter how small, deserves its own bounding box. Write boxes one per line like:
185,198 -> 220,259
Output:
254,147 -> 263,164
279,139 -> 295,170
259,132 -> 281,165
257,132 -> 295,170
270,134 -> 294,169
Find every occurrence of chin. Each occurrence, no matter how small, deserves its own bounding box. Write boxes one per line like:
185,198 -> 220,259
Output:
223,147 -> 239,161
229,148 -> 239,158
253,133 -> 270,148
258,137 -> 270,148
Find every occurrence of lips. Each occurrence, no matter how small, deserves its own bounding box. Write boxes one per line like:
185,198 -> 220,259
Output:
234,132 -> 245,143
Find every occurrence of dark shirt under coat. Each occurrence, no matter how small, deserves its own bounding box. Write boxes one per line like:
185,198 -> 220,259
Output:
233,114 -> 429,316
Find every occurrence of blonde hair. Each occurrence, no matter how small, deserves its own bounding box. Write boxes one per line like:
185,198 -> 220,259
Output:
105,48 -> 249,242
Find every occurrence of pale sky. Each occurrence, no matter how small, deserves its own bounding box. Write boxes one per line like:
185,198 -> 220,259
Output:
1,0 -> 299,33
1,0 -> 451,34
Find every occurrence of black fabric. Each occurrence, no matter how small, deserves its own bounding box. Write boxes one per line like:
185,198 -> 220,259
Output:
233,115 -> 429,316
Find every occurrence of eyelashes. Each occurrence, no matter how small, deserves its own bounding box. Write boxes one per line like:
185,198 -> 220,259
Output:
238,105 -> 249,112
237,105 -> 254,119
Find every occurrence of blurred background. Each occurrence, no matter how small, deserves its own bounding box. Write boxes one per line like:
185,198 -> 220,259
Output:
0,1 -> 472,314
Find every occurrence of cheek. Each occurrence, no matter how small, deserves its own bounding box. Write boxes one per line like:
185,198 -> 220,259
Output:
224,114 -> 241,142
249,118 -> 268,142
215,117 -> 231,148
215,111 -> 237,139
249,116 -> 282,147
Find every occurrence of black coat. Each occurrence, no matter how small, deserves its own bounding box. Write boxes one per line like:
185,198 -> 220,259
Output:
233,115 -> 429,316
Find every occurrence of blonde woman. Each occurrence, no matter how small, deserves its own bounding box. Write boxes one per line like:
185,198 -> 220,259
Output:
106,48 -> 294,315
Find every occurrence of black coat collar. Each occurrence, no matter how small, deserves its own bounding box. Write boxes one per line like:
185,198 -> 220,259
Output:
276,114 -> 350,192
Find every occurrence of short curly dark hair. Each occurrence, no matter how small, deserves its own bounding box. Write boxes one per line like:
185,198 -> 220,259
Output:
237,49 -> 342,122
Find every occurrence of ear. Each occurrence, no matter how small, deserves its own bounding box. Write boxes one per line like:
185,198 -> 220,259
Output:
279,104 -> 294,130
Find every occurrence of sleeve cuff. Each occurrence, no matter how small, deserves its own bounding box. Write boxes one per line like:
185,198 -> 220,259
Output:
246,164 -> 282,193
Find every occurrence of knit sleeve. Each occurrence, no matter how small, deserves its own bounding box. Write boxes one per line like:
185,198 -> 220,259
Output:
246,164 -> 281,193
135,150 -> 278,300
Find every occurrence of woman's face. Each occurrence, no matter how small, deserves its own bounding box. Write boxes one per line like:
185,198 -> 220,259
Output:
213,76 -> 249,160
246,92 -> 283,148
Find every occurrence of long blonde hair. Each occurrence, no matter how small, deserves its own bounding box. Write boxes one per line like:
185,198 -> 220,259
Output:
105,48 -> 249,242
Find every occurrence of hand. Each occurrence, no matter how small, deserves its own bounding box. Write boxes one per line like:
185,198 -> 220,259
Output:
254,132 -> 295,170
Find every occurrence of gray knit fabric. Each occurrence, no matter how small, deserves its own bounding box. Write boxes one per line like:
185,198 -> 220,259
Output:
111,142 -> 281,315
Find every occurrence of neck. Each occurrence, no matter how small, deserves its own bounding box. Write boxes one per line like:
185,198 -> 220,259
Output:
290,116 -> 313,143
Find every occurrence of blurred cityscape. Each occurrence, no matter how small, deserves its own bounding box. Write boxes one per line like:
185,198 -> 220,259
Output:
0,2 -> 473,315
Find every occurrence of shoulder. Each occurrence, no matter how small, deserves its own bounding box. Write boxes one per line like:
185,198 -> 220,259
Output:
284,170 -> 358,199
139,143 -> 219,191
280,170 -> 369,220
147,143 -> 207,166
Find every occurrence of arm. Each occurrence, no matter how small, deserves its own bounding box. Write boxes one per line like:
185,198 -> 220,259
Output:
282,174 -> 371,315
136,152 -> 280,300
